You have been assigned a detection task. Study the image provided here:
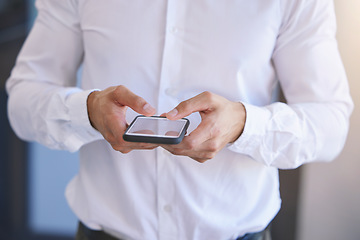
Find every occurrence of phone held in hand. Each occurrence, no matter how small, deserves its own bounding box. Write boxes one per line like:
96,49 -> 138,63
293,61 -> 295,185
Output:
123,115 -> 190,144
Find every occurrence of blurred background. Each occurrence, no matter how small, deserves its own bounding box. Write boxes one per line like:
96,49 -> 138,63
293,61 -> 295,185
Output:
0,1 -> 359,240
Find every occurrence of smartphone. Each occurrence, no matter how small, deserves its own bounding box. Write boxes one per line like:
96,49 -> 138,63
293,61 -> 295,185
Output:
123,115 -> 190,144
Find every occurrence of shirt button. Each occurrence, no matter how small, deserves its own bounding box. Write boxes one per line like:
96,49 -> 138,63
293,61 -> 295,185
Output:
164,205 -> 172,213
165,88 -> 178,96
170,27 -> 179,34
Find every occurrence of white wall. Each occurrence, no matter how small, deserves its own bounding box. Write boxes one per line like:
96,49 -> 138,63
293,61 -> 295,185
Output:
297,1 -> 360,240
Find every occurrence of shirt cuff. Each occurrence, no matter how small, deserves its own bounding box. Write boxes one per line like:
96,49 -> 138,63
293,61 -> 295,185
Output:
66,89 -> 103,151
228,102 -> 271,156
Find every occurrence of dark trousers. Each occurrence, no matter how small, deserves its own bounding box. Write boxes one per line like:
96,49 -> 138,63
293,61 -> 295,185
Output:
75,222 -> 272,240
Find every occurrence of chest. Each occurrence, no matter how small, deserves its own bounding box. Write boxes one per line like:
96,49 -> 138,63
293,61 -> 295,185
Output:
78,0 -> 282,105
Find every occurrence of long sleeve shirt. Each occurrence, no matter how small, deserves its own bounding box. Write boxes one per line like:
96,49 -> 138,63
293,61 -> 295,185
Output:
6,0 -> 353,239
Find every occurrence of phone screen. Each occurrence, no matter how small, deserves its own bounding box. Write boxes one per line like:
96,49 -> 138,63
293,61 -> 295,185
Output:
126,116 -> 188,138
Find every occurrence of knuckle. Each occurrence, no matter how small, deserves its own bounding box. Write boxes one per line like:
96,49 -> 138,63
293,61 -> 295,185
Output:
208,152 -> 217,159
201,145 -> 218,159
185,139 -> 197,150
202,91 -> 215,101
194,155 -> 212,163
110,85 -> 125,102
197,159 -> 207,164
111,144 -> 121,151
204,152 -> 216,160
210,125 -> 221,138
168,149 -> 181,156
112,144 -> 131,154
202,91 -> 212,97
121,149 -> 131,154
207,141 -> 219,152
114,85 -> 126,93
112,85 -> 123,97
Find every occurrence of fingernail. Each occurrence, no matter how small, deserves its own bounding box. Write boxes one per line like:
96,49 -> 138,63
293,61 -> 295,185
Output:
167,108 -> 178,118
143,103 -> 155,113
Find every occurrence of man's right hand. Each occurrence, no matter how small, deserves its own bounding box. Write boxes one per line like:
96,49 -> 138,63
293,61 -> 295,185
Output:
87,85 -> 158,153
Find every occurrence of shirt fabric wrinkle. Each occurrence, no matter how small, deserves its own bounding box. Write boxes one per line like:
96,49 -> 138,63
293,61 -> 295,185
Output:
6,0 -> 353,240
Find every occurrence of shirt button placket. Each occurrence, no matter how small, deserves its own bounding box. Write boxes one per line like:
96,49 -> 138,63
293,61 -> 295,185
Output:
156,148 -> 178,240
157,1 -> 188,239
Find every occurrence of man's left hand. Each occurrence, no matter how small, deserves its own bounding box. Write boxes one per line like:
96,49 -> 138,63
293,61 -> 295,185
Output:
162,91 -> 246,163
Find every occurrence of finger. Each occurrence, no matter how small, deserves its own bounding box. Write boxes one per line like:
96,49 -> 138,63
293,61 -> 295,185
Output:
112,142 -> 158,153
161,142 -> 216,162
113,85 -> 156,116
166,91 -> 217,120
128,142 -> 158,149
101,114 -> 128,145
190,156 -> 210,163
160,144 -> 186,156
159,117 -> 216,153
189,118 -> 216,141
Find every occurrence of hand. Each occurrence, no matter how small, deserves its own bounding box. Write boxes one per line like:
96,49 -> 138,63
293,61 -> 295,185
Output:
162,91 -> 246,163
87,85 -> 158,153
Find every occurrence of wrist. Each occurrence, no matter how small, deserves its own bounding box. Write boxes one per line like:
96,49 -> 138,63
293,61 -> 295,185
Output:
229,102 -> 246,143
86,90 -> 100,130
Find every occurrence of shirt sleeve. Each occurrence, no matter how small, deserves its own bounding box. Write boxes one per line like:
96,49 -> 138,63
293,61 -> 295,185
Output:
6,0 -> 103,152
228,0 -> 353,169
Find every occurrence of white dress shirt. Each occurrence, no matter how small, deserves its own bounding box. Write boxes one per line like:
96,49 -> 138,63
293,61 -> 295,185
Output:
6,0 -> 353,239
